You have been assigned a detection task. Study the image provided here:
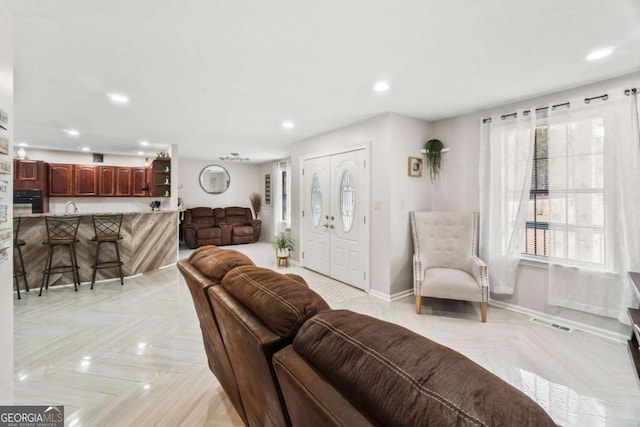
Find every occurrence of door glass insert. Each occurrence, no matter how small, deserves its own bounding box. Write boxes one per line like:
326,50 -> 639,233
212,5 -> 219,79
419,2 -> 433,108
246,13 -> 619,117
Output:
340,170 -> 355,232
311,173 -> 322,227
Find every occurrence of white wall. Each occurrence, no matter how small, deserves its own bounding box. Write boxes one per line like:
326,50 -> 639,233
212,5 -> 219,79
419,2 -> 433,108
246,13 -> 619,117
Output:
178,158 -> 260,210
26,148 -> 149,167
291,113 -> 431,296
430,71 -> 640,329
0,0 -> 12,404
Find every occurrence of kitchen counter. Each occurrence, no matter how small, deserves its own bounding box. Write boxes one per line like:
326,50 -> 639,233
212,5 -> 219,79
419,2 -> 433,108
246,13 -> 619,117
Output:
16,209 -> 178,218
15,210 -> 178,290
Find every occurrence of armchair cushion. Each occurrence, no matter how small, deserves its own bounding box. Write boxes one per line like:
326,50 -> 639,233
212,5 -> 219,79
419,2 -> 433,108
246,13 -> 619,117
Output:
423,268 -> 482,302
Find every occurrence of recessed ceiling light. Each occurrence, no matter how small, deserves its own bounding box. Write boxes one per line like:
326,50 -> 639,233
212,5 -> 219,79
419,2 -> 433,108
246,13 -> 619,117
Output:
137,151 -> 144,155
17,142 -> 28,147
139,140 -> 149,146
107,93 -> 130,104
586,48 -> 614,61
282,121 -> 295,129
81,147 -> 90,152
65,129 -> 80,137
373,81 -> 390,92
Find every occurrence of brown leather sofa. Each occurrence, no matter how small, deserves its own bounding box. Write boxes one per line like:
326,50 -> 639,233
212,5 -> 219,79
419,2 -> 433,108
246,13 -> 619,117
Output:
183,207 -> 262,248
178,246 -> 557,427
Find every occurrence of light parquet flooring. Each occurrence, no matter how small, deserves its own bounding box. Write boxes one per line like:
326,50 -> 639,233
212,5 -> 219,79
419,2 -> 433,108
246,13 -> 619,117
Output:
14,242 -> 640,426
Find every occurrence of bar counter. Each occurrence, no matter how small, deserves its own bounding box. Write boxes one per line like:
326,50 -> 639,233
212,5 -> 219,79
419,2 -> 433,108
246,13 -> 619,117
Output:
16,210 -> 178,290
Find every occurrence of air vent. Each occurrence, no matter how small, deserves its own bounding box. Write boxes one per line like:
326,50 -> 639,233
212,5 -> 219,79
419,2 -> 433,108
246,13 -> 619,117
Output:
530,317 -> 572,332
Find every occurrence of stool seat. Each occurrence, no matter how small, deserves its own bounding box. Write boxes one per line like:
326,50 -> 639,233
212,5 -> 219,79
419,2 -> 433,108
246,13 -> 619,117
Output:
40,215 -> 81,296
13,218 -> 29,299
91,235 -> 122,242
90,214 -> 125,289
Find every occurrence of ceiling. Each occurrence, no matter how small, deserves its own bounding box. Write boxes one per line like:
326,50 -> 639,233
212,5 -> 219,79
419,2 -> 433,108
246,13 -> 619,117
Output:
6,0 -> 640,163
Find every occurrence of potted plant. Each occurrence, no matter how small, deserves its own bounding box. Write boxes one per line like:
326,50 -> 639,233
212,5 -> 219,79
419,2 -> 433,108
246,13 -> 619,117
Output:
250,192 -> 262,219
424,139 -> 445,183
273,231 -> 295,258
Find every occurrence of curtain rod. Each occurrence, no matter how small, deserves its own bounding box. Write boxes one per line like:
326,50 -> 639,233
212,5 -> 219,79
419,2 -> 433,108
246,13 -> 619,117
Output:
481,87 -> 637,124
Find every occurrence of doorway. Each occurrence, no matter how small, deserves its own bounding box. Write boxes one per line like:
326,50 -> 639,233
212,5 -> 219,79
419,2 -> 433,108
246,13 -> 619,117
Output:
301,148 -> 369,290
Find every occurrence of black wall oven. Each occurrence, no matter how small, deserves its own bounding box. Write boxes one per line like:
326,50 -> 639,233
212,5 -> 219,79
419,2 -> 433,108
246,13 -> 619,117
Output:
14,189 -> 44,214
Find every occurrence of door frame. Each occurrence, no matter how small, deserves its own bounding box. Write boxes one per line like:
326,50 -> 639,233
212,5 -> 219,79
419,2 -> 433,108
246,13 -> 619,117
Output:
299,142 -> 371,291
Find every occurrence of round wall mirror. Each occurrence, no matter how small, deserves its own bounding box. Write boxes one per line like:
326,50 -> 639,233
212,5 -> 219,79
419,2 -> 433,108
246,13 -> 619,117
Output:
199,164 -> 230,194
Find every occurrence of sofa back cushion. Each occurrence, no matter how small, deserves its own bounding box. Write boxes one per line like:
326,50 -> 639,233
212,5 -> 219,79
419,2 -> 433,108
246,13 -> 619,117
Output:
213,208 -> 226,224
188,245 -> 255,283
187,207 -> 215,228
222,265 -> 329,339
224,206 -> 251,225
294,310 -> 556,427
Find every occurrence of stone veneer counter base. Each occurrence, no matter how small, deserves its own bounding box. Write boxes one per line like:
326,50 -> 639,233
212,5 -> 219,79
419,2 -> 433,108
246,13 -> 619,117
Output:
16,210 -> 178,288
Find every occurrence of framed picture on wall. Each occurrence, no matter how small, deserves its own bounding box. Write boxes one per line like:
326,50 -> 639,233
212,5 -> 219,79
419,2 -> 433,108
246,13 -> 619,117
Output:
0,126 -> 8,155
0,158 -> 10,175
265,174 -> 271,205
408,157 -> 423,177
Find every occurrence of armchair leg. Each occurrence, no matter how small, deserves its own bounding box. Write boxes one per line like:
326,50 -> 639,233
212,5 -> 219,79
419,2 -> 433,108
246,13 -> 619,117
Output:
480,302 -> 487,323
415,296 -> 422,314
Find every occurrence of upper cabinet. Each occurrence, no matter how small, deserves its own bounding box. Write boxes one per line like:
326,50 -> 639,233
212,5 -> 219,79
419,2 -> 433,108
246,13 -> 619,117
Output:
116,167 -> 132,196
14,160 -> 48,191
48,163 -> 74,196
131,167 -> 150,197
98,166 -> 116,196
45,162 -> 152,198
74,165 -> 97,196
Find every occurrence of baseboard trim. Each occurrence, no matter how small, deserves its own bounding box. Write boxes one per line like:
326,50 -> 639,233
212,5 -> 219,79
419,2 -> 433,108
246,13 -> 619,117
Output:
369,288 -> 413,302
489,300 -> 627,343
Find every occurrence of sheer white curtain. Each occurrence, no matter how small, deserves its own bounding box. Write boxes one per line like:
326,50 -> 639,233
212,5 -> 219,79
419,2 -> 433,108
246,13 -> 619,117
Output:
547,93 -> 640,322
479,110 -> 536,294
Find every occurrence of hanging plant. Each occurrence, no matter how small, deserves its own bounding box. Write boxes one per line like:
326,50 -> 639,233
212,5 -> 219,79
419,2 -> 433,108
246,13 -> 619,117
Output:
424,139 -> 444,183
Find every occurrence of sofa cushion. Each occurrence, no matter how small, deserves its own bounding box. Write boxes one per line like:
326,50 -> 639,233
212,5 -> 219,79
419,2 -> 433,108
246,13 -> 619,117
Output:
221,265 -> 330,339
188,246 -> 255,283
232,225 -> 254,237
225,207 -> 250,225
190,207 -> 214,218
197,226 -> 222,240
293,310 -> 556,427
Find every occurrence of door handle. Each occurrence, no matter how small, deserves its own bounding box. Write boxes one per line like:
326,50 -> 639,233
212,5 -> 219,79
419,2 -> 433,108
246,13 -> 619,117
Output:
322,223 -> 329,228
329,224 -> 334,229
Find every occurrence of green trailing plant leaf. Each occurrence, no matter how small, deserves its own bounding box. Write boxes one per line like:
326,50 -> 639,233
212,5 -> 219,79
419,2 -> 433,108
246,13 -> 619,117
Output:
424,139 -> 444,183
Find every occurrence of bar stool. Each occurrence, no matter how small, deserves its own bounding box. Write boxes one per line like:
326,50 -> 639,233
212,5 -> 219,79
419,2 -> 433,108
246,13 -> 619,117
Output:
40,215 -> 81,296
90,214 -> 124,289
13,217 -> 29,299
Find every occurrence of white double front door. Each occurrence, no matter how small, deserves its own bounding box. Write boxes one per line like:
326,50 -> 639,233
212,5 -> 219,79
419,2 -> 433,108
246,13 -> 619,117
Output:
302,148 -> 369,290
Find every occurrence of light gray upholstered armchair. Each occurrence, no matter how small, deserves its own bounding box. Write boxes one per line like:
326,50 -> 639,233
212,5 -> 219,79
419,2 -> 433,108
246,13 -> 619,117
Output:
409,211 -> 489,322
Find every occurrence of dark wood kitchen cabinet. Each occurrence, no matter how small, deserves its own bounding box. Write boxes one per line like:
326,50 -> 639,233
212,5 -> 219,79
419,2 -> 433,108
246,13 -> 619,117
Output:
14,160 -> 48,190
98,166 -> 116,196
131,167 -> 150,197
74,165 -> 97,196
116,167 -> 132,196
48,163 -> 74,196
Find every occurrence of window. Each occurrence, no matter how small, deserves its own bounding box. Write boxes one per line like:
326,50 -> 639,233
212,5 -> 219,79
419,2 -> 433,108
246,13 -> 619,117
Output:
523,118 -> 605,268
523,128 -> 549,256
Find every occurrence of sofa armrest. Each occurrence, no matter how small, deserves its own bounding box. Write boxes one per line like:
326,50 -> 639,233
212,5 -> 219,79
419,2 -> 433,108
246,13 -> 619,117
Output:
466,256 -> 489,302
183,222 -> 201,231
218,224 -> 233,245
